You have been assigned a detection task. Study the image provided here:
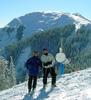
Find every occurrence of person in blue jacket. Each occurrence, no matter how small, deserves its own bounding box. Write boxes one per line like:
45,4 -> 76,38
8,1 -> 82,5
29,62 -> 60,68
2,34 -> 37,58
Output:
25,51 -> 42,93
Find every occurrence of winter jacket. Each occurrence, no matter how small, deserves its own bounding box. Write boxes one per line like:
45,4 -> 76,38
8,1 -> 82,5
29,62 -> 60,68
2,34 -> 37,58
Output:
25,56 -> 42,76
41,53 -> 55,68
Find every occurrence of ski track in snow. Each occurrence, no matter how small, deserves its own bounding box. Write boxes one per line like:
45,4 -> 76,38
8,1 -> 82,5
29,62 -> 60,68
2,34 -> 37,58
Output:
0,68 -> 91,100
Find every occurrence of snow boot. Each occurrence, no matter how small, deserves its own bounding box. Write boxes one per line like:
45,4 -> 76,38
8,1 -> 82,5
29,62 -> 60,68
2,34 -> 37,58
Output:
43,84 -> 47,89
51,84 -> 56,88
29,89 -> 35,96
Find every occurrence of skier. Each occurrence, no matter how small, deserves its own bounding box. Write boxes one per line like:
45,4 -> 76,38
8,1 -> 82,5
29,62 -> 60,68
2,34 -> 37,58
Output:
25,51 -> 42,94
41,48 -> 56,89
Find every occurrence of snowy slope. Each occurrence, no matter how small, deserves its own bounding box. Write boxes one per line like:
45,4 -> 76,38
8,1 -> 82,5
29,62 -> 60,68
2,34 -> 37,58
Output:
0,68 -> 91,100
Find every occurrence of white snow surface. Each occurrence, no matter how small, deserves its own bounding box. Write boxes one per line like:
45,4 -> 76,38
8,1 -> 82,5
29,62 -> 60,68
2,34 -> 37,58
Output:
0,68 -> 91,100
69,14 -> 90,30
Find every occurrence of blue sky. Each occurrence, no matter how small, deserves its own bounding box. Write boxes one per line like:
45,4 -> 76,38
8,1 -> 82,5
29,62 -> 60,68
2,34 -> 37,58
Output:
0,0 -> 90,27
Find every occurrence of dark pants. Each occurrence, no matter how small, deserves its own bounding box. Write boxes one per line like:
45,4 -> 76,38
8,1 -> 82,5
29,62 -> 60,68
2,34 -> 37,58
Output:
43,67 -> 56,85
28,75 -> 37,92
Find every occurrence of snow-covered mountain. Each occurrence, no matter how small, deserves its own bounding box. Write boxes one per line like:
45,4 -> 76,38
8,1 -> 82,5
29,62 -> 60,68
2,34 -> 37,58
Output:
0,12 -> 91,48
0,68 -> 91,100
8,12 -> 91,32
0,12 -> 91,84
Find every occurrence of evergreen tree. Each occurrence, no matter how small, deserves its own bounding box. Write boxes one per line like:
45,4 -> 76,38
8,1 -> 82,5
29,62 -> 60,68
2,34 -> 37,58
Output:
0,56 -> 16,91
0,56 -> 10,90
9,56 -> 16,86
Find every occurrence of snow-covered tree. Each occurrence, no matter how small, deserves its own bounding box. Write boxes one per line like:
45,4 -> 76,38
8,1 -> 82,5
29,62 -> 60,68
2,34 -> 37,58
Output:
0,56 -> 16,91
0,56 -> 9,90
9,56 -> 16,86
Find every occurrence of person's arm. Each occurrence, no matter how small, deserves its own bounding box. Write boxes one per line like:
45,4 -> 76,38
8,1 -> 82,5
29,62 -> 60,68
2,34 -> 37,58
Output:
50,54 -> 56,66
39,59 -> 43,68
41,55 -> 46,67
43,62 -> 50,66
25,58 -> 32,69
25,59 -> 29,74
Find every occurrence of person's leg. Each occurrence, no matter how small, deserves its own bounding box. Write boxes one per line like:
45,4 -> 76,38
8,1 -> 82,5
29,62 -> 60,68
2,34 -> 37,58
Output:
33,76 -> 37,90
43,68 -> 49,87
28,75 -> 33,93
50,67 -> 56,86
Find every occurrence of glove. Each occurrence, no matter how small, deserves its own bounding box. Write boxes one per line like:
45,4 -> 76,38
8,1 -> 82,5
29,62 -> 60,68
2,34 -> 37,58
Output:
43,61 -> 52,66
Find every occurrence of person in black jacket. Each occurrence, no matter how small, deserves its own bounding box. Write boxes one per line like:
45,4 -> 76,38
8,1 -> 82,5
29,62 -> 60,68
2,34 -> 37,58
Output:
25,51 -> 42,93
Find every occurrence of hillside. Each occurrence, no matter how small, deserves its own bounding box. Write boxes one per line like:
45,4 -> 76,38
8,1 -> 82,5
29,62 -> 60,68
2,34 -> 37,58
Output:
0,12 -> 91,83
0,12 -> 91,48
0,68 -> 91,100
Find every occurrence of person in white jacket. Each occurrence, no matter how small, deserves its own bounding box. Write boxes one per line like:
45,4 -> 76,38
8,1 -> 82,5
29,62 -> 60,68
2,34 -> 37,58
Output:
41,48 -> 56,89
